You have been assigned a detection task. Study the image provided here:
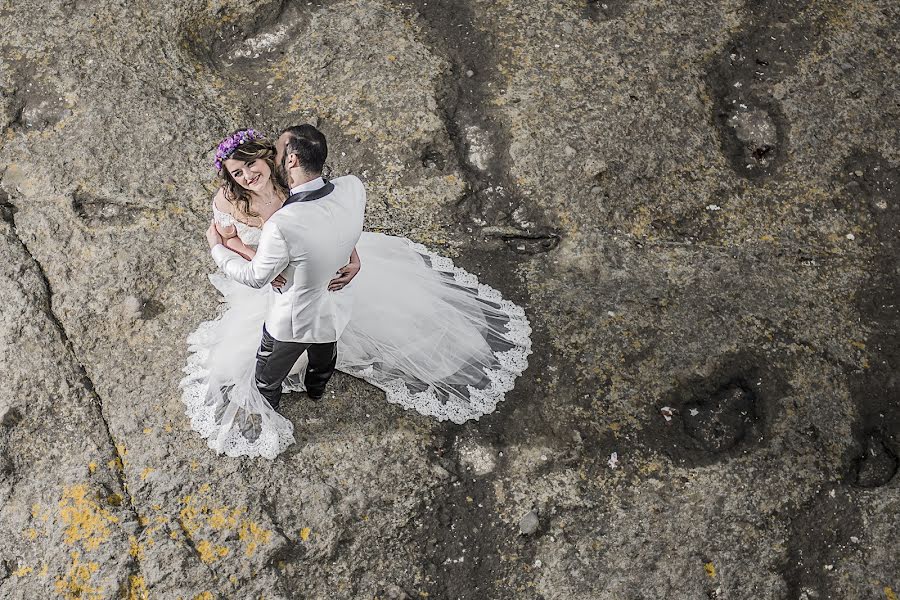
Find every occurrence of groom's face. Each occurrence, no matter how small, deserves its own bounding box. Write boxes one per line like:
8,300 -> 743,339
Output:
275,134 -> 292,187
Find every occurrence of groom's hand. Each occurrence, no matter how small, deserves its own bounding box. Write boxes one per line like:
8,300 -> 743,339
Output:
206,220 -> 223,249
328,262 -> 360,291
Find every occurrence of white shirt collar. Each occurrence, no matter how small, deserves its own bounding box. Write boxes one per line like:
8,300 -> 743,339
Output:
289,177 -> 326,196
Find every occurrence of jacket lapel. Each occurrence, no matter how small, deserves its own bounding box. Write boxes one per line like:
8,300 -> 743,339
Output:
283,181 -> 336,207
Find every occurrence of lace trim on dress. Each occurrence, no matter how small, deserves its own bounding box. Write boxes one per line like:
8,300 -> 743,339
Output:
338,238 -> 533,424
179,275 -> 295,459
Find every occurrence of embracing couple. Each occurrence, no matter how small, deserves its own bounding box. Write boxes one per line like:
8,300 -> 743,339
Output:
181,124 -> 533,459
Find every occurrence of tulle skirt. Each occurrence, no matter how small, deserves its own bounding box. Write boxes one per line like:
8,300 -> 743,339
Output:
180,232 -> 532,459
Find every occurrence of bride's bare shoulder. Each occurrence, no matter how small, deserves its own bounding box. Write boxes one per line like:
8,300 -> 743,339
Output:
212,188 -> 232,214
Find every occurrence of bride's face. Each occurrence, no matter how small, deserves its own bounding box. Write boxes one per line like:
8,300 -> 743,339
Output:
223,157 -> 272,193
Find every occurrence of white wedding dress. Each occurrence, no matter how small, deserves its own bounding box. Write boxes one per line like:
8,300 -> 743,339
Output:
180,205 -> 532,459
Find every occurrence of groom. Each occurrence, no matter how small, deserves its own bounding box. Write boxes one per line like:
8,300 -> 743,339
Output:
205,124 -> 366,409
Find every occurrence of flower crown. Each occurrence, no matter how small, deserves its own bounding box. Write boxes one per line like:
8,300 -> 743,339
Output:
214,129 -> 264,171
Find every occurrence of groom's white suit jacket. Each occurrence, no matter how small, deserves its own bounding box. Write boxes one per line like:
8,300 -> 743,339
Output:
211,175 -> 366,343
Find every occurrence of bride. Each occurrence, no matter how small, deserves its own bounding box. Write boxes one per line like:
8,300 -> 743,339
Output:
180,128 -> 532,459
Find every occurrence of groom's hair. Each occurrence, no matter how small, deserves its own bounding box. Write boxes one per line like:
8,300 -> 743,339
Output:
281,124 -> 328,174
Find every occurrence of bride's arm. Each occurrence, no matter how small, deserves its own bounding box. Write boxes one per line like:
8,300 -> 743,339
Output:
328,246 -> 361,290
223,234 -> 256,260
212,190 -> 256,260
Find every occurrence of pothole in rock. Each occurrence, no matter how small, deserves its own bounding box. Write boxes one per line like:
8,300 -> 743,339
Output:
852,430 -> 898,488
121,295 -> 166,321
0,188 -> 14,224
1,408 -> 23,428
727,107 -> 778,167
681,382 -> 758,453
655,356 -> 780,466
183,0 -> 305,78
584,0 -> 631,21
703,0 -> 829,179
421,146 -> 446,170
712,97 -> 787,178
402,0 -> 561,254
479,226 -> 561,254
72,190 -> 145,228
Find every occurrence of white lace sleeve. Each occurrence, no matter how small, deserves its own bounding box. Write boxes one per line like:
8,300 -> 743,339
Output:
212,199 -> 235,227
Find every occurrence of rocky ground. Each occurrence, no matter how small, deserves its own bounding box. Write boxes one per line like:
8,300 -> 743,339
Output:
1,0 -> 898,598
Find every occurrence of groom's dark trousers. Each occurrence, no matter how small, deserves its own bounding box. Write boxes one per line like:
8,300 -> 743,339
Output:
255,325 -> 337,408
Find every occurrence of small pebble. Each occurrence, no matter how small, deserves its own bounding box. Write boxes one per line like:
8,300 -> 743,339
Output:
519,510 -> 540,535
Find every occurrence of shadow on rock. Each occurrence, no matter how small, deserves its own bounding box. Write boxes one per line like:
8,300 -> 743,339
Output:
851,430 -> 898,488
841,150 -> 900,490
398,0 -> 561,253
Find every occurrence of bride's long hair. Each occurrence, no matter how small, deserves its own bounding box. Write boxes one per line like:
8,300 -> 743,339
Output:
218,137 -> 288,220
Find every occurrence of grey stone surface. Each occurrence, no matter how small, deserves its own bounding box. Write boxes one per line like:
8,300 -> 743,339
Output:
1,0 -> 898,598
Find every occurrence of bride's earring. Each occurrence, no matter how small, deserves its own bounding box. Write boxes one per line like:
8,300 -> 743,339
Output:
322,164 -> 333,180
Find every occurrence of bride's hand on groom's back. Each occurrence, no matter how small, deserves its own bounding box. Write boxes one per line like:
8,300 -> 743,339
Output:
328,262 -> 359,291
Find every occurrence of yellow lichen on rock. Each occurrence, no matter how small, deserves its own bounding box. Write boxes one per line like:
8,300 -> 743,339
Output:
179,495 -> 201,537
127,575 -> 149,600
208,506 -> 242,530
129,535 -> 145,560
13,565 -> 34,577
54,551 -> 102,600
59,484 -> 119,551
196,539 -> 230,564
239,520 -> 272,557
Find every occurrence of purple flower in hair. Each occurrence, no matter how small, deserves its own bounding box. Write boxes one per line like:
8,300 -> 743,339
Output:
214,129 -> 264,171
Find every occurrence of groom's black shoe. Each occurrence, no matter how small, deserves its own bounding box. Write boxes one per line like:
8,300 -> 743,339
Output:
307,388 -> 325,401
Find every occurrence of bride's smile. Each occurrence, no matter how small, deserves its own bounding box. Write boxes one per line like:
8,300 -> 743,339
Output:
225,158 -> 270,192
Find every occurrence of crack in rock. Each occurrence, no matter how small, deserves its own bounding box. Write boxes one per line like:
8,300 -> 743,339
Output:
1,202 -> 147,578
